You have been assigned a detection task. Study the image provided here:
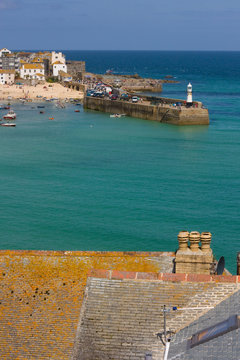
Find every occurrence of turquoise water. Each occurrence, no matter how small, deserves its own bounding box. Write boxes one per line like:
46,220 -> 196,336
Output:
1,51 -> 240,273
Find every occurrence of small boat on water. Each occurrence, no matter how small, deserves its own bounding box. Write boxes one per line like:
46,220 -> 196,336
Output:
1,123 -> 16,127
40,111 -> 44,114
56,101 -> 65,108
49,117 -> 54,120
37,105 -> 45,109
110,113 -> 126,118
4,106 -> 10,110
3,110 -> 16,120
75,109 -> 80,112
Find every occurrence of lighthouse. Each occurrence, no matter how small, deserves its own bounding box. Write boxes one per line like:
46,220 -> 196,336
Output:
187,83 -> 193,105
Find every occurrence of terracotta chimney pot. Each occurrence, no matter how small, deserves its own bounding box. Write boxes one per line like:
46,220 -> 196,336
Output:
201,232 -> 212,253
178,231 -> 189,251
189,231 -> 200,251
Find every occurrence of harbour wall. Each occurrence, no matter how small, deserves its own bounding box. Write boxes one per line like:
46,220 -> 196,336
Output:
83,97 -> 209,125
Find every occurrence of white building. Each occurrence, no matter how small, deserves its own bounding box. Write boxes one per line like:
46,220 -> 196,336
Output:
0,69 -> 15,85
51,51 -> 65,65
20,64 -> 45,80
0,48 -> 11,57
52,61 -> 67,76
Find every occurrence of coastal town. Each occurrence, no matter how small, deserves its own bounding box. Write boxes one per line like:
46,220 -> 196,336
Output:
0,47 -> 209,125
0,47 -> 85,101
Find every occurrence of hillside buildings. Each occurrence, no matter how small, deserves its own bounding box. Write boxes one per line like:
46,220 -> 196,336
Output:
0,48 -> 82,83
0,48 -> 11,57
0,69 -> 15,84
20,63 -> 45,80
0,48 -> 20,71
52,60 -> 67,76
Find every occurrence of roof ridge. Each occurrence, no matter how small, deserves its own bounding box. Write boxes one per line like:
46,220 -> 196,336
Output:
89,269 -> 240,284
0,250 -> 175,257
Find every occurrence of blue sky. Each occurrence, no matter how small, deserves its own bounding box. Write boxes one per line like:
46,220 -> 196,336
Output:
0,0 -> 240,50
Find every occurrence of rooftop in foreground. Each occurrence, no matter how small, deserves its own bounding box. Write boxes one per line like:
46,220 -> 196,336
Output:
0,231 -> 239,359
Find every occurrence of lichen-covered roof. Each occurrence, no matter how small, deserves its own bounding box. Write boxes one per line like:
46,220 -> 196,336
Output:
0,250 -> 173,360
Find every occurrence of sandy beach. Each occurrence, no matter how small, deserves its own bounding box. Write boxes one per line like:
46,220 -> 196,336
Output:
0,82 -> 84,101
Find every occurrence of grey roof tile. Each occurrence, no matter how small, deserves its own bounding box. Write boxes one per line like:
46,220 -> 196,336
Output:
168,290 -> 240,360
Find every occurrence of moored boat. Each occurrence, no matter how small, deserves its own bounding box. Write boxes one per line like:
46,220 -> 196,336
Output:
1,123 -> 16,127
110,113 -> 126,118
3,110 -> 16,120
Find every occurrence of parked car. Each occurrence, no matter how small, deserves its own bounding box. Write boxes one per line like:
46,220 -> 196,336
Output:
94,92 -> 104,98
110,94 -> 118,100
132,96 -> 139,103
120,93 -> 129,101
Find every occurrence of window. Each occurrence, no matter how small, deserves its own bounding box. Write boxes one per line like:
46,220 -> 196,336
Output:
188,315 -> 240,349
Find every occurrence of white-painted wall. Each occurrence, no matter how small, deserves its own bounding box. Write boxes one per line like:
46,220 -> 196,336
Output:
0,72 -> 15,85
53,63 -> 67,76
51,51 -> 65,65
20,65 -> 45,80
0,48 -> 11,57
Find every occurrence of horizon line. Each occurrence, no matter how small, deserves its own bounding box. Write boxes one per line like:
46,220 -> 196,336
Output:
11,49 -> 240,52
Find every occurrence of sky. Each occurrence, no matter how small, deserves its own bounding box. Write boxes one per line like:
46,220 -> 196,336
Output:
0,0 -> 240,50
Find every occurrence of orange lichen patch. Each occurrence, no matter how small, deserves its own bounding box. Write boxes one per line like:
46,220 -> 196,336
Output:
0,250 -> 170,359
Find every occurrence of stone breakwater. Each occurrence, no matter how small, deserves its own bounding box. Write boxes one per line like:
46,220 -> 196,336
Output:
83,96 -> 209,125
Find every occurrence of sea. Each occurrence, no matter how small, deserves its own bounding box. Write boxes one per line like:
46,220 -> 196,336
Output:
1,51 -> 240,274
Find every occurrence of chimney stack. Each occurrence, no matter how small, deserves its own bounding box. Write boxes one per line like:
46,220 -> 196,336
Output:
175,230 -> 214,274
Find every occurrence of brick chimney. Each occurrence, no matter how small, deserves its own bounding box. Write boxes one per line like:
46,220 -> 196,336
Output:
175,231 -> 214,275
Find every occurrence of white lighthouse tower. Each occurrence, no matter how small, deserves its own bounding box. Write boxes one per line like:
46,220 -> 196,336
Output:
187,82 -> 193,105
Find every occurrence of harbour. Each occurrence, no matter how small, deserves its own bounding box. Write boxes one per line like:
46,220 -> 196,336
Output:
0,50 -> 239,274
83,93 -> 209,125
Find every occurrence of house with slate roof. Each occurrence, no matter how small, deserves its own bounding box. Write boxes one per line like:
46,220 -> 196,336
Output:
0,231 -> 239,360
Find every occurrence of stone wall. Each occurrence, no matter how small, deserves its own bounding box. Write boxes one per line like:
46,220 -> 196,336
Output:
66,61 -> 86,80
84,97 -> 209,125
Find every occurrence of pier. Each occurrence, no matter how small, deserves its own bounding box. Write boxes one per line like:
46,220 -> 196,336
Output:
83,95 -> 209,126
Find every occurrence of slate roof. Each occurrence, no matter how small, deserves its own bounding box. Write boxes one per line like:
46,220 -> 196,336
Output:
168,290 -> 240,360
73,274 -> 238,360
0,250 -> 238,360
